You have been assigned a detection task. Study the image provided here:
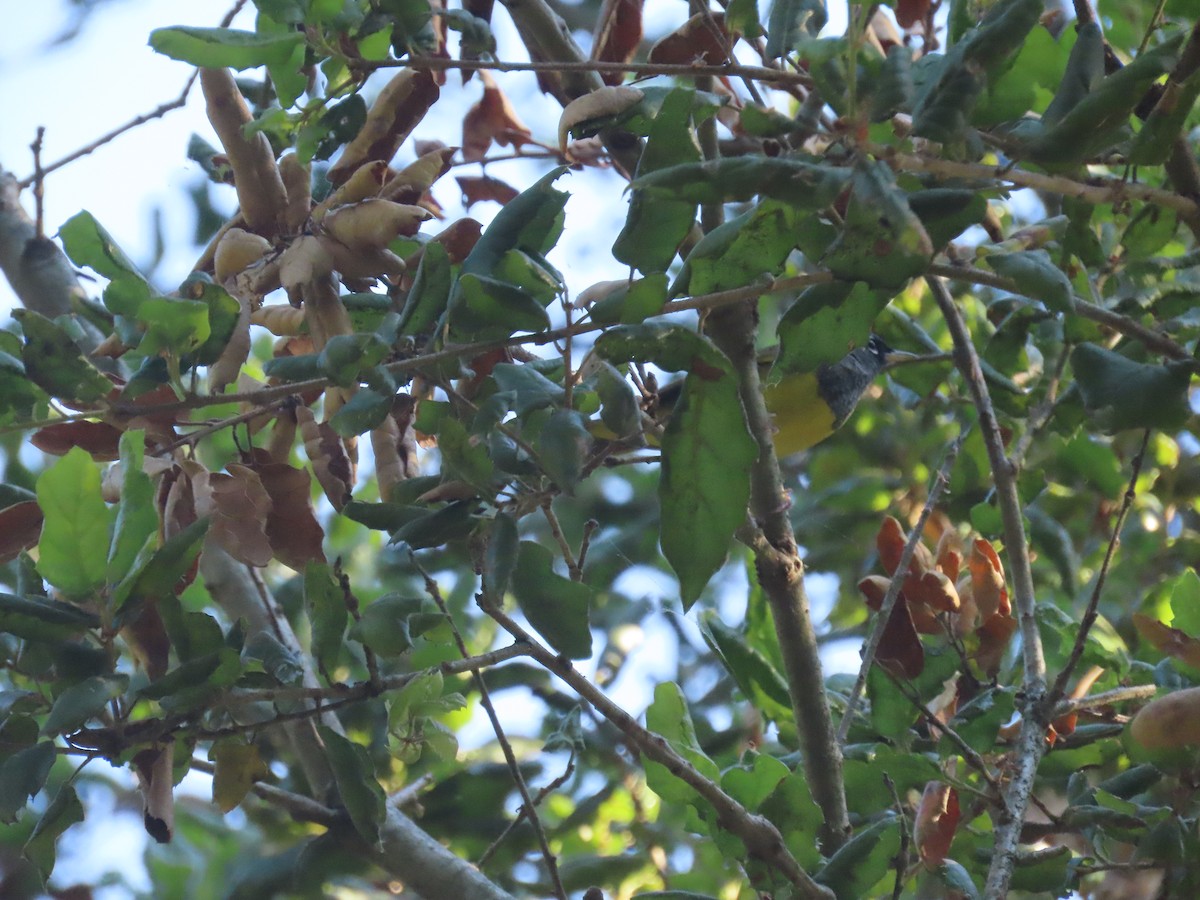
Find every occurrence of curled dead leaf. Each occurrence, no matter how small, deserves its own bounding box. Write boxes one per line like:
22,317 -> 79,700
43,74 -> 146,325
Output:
462,71 -> 533,162
323,199 -> 430,250
648,11 -> 730,66
328,69 -> 440,185
558,86 -> 644,155
214,228 -> 273,284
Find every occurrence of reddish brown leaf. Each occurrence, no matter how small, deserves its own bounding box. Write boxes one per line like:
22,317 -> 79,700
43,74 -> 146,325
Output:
592,0 -> 645,86
245,460 -> 326,571
895,0 -> 932,29
915,782 -> 960,867
297,405 -> 355,510
328,70 -> 440,185
430,217 -> 483,263
461,71 -> 533,162
648,11 -> 731,66
123,604 -> 171,680
876,515 -> 934,577
39,416 -> 128,461
192,464 -> 274,567
904,569 -> 961,614
0,501 -> 43,564
975,612 -> 1018,678
1133,613 -> 1200,669
968,538 -> 1008,618
456,174 -> 520,208
877,594 -> 925,679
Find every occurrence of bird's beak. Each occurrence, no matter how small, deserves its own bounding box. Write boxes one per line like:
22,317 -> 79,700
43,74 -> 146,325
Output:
881,348 -> 921,369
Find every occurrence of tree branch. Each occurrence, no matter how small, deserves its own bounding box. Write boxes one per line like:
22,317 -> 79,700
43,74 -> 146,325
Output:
927,276 -> 1046,898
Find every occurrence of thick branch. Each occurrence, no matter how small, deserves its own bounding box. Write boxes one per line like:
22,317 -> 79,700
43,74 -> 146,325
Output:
707,299 -> 850,851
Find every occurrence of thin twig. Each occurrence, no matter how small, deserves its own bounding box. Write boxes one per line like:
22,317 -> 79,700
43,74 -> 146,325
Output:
1047,430 -> 1151,705
479,598 -> 832,898
542,501 -> 581,580
869,143 -> 1200,218
927,275 -> 1047,899
1050,683 -> 1159,719
367,54 -> 813,87
477,757 -> 576,868
30,127 -> 46,239
415,561 -> 567,900
836,436 -> 961,745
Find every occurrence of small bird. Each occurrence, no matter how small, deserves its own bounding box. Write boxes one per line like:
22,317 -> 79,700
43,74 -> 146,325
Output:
763,334 -> 913,456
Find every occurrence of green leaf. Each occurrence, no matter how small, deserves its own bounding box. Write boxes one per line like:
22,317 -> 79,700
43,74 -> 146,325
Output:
318,726 -> 387,846
58,211 -> 153,316
824,160 -> 933,288
42,675 -> 128,736
182,276 -> 242,366
1042,21 -> 1105,127
108,431 -> 158,584
510,541 -> 593,658
764,0 -> 826,58
13,310 -> 113,404
399,241 -> 452,338
329,387 -> 393,436
437,418 -> 495,493
0,593 -> 100,643
0,742 -> 56,824
632,157 -> 849,208
774,281 -> 891,374
36,447 -> 113,597
149,26 -> 306,70
589,274 -> 669,325
986,249 -> 1073,312
348,594 -> 443,656
305,561 -> 347,673
447,274 -> 552,340
815,814 -> 901,899
210,740 -> 266,814
22,784 -> 83,881
908,189 -> 988,249
614,88 -> 701,274
1120,205 -> 1179,260
318,333 -> 389,388
537,409 -> 591,494
388,500 -> 477,549
483,512 -> 518,603
660,368 -> 756,607
1026,34 -> 1184,167
700,613 -> 792,718
676,199 -> 805,296
492,363 -> 564,414
1131,69 -> 1200,166
867,664 -> 917,739
643,682 -> 721,803
112,517 -> 211,620
135,297 -> 212,357
460,167 -> 569,278
1070,344 -> 1193,433
721,752 -> 789,812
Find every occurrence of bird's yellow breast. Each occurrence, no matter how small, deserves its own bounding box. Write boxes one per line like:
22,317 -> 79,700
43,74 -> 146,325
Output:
762,372 -> 838,457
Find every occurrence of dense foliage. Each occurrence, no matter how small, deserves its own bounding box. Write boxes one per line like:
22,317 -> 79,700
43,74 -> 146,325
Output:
4,0 -> 1200,897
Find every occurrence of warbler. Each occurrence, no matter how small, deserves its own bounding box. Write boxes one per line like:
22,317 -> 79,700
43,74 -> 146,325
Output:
648,334 -> 912,456
762,334 -> 913,456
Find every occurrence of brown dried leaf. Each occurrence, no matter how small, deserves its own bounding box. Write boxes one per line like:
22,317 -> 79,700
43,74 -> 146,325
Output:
193,464 -> 274,567
382,146 -> 458,204
251,304 -> 306,336
1133,614 -> 1200,669
592,0 -> 644,85
915,782 -> 960,867
246,459 -> 326,571
31,421 -> 124,460
214,228 -> 273,284
877,594 -> 925,679
133,743 -> 175,844
323,199 -> 430,250
429,217 -> 483,263
313,160 -> 392,220
123,604 -> 171,681
200,68 -> 288,237
462,71 -> 533,162
279,153 -> 312,235
558,86 -> 644,154
278,235 -> 334,301
968,538 -> 1008,618
895,0 -> 932,29
328,70 -> 440,186
564,137 -> 609,167
297,405 -> 354,510
0,501 -> 43,564
975,612 -> 1018,678
208,296 -> 252,394
456,174 -> 520,207
301,277 -> 354,351
905,569 -> 961,614
648,12 -> 730,66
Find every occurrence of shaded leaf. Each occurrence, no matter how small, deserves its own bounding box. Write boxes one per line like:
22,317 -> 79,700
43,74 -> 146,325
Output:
510,541 -> 593,658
